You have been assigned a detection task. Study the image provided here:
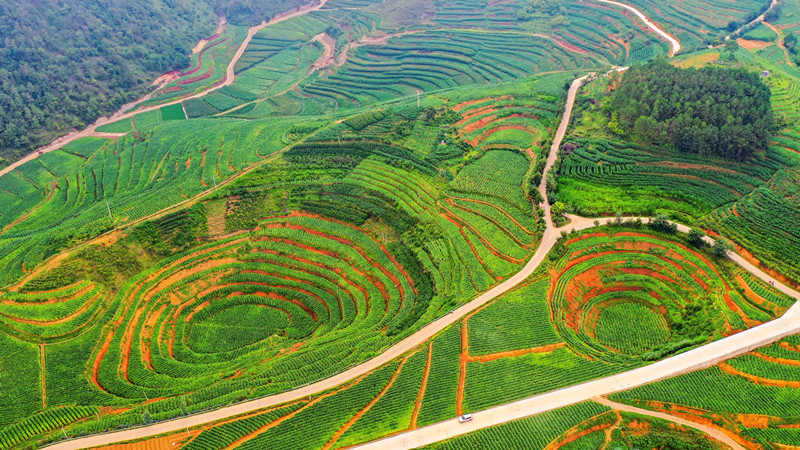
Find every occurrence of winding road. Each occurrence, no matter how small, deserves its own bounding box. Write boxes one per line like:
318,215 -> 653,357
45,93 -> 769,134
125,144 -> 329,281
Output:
726,0 -> 780,40
595,0 -> 681,56
37,2 -> 800,449
0,0 -> 329,181
48,74 -> 800,450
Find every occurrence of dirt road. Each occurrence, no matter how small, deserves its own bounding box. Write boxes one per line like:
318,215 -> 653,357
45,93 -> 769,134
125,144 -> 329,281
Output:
353,235 -> 800,450
36,3 -> 797,449
46,67 -> 800,450
764,22 -> 795,66
593,397 -> 745,450
726,0 -> 780,41
0,0 -> 329,181
45,69 -> 593,450
595,0 -> 681,56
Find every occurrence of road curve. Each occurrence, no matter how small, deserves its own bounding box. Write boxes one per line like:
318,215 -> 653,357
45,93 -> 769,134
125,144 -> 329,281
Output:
726,0 -> 780,40
47,67 -> 800,450
352,215 -> 800,450
593,397 -> 745,450
595,0 -> 681,56
45,66 -> 594,450
0,0 -> 329,181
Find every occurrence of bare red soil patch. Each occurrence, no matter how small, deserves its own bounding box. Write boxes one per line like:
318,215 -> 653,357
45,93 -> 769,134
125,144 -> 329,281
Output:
410,341 -> 433,429
719,362 -> 800,387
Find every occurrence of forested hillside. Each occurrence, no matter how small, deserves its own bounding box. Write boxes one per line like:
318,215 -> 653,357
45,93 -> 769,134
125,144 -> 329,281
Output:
610,60 -> 774,160
0,0 -> 305,167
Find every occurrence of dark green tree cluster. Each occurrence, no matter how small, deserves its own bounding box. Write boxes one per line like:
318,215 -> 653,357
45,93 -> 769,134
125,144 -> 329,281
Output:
216,0 -> 310,26
610,60 -> 774,161
0,0 -> 306,166
783,32 -> 800,65
515,0 -> 567,21
726,0 -> 774,33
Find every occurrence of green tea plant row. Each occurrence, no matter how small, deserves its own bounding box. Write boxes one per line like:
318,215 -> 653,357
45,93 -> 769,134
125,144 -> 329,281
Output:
177,333 -> 426,449
549,231 -> 785,363
142,26 -> 247,107
0,117 -> 296,285
92,214 -> 418,402
431,0 -> 520,31
0,282 -> 106,343
556,2 -> 667,64
704,166 -> 800,285
467,278 -> 560,356
451,150 -> 531,211
557,137 -> 784,215
0,406 -> 98,450
610,335 -> 800,448
299,30 -> 591,110
617,0 -> 769,49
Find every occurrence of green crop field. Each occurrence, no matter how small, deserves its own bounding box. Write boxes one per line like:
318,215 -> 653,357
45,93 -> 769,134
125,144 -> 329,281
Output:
610,333 -> 800,448
1,0 -> 798,448
614,0 -> 772,50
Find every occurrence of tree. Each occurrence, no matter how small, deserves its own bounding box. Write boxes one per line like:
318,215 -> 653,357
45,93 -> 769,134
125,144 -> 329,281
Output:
786,33 -> 799,55
650,214 -> 677,234
724,39 -> 740,60
688,228 -> 706,248
551,201 -> 566,218
713,238 -> 731,258
610,60 -> 773,161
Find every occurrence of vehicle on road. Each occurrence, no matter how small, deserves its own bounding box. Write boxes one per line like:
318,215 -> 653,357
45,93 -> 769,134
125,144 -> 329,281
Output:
458,414 -> 473,423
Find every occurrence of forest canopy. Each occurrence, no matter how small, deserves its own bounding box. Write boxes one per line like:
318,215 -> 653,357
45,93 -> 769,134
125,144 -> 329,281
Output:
0,0 -> 305,167
610,60 -> 774,161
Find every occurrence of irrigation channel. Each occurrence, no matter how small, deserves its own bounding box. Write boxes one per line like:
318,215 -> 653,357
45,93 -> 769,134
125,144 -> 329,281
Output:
38,2 -> 800,449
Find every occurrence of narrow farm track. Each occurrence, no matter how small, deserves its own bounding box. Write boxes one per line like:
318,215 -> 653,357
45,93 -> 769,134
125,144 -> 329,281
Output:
47,65 -> 800,449
764,22 -> 795,66
0,0 -> 329,180
726,0 -> 780,41
45,74 -> 586,450
33,3 -> 799,449
592,397 -> 746,450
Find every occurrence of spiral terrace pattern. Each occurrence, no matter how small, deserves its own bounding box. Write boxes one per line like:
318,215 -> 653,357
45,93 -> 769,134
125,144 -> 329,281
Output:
550,232 -> 790,363
91,212 -> 418,399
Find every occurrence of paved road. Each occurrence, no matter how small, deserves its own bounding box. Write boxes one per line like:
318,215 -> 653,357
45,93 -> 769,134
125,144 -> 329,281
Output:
48,70 -> 800,450
0,0 -> 328,180
353,225 -> 800,449
596,0 -> 681,56
45,62 -> 594,450
43,3 -> 795,449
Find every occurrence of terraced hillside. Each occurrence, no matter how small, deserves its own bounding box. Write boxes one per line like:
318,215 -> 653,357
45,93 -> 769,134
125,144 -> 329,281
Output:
0,76 -> 564,448
610,332 -> 800,448
1,0 -> 797,449
0,118 -> 299,285
178,0 -> 676,119
80,226 -> 793,450
616,0 -> 773,50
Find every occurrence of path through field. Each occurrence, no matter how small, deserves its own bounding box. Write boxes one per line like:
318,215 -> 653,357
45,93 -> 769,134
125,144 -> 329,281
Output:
592,397 -> 745,450
726,0 -> 780,41
36,3 -> 798,449
0,0 -> 330,180
46,68 -> 800,450
765,22 -> 796,66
